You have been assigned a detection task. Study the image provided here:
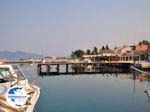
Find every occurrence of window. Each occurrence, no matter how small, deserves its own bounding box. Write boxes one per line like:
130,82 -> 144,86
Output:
0,68 -> 10,78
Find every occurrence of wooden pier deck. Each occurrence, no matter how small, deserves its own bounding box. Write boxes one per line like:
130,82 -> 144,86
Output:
36,61 -> 132,75
2,60 -> 133,65
1,60 -> 135,75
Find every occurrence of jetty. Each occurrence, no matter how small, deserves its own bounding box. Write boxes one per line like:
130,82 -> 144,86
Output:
1,59 -> 149,75
36,61 -> 132,75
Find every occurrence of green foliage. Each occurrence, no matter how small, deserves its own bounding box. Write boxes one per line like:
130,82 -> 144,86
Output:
139,40 -> 150,45
86,49 -> 91,55
114,46 -> 118,49
106,45 -> 109,50
91,47 -> 98,55
71,49 -> 85,59
101,46 -> 105,50
100,45 -> 109,51
71,51 -> 75,59
139,50 -> 149,60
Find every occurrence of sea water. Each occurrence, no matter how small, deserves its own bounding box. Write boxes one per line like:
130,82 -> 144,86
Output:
21,65 -> 150,112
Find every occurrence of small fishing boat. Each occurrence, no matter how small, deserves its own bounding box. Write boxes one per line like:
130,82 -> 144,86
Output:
0,64 -> 40,112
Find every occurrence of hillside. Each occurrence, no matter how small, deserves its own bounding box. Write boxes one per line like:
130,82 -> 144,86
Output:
0,51 -> 43,60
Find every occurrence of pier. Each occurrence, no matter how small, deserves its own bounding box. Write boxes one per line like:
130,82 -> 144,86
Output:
37,61 -> 132,75
2,60 -> 149,76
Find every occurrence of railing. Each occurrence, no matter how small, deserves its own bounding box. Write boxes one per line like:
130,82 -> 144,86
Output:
130,66 -> 150,76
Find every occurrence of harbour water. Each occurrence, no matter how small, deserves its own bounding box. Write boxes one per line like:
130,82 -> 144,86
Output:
21,65 -> 150,112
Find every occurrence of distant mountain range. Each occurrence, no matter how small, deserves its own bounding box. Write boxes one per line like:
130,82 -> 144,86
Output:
0,51 -> 43,60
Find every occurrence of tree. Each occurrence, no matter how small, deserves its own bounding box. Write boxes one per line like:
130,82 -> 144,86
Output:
106,44 -> 109,50
139,40 -> 150,45
142,40 -> 150,45
93,47 -> 98,55
101,46 -> 105,50
139,42 -> 142,45
91,47 -> 98,55
72,49 -> 85,59
114,46 -> 118,49
86,49 -> 91,55
71,51 -> 75,59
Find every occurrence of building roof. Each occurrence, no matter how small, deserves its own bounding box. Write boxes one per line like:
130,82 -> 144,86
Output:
135,43 -> 150,52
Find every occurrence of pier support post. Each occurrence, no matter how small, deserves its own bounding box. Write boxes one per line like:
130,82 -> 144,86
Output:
93,64 -> 96,72
46,64 -> 50,74
37,64 -> 41,75
57,64 -> 60,74
74,64 -> 78,74
66,64 -> 69,73
46,65 -> 50,74
49,65 -> 51,73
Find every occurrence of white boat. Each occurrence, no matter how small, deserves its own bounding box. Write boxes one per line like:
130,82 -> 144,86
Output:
0,64 -> 40,112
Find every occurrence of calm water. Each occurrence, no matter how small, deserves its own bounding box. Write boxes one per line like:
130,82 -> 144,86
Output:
21,65 -> 150,112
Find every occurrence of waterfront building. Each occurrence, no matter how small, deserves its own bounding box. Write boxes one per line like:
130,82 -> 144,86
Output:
83,45 -> 139,62
135,43 -> 150,52
113,45 -> 134,55
113,45 -> 137,62
135,43 -> 150,61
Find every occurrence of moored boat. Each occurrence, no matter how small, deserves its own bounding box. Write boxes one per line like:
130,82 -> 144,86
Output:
0,64 -> 40,112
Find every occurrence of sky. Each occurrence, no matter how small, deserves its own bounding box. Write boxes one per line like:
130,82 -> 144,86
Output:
0,0 -> 150,56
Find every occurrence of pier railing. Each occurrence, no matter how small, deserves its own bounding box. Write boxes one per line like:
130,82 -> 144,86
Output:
130,66 -> 150,77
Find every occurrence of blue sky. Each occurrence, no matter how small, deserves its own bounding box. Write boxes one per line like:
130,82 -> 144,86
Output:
0,0 -> 150,56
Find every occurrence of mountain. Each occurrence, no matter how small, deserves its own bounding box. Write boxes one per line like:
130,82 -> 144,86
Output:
0,51 -> 43,60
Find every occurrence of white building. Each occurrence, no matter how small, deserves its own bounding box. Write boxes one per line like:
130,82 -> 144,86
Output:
114,45 -> 134,55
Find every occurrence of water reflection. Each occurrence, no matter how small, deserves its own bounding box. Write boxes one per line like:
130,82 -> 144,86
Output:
38,66 -> 150,103
20,65 -> 150,112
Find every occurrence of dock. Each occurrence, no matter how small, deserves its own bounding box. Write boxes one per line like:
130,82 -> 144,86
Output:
2,60 -> 149,75
37,61 -> 132,75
